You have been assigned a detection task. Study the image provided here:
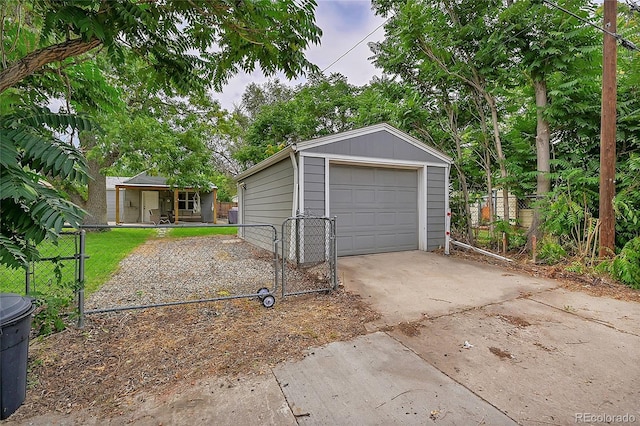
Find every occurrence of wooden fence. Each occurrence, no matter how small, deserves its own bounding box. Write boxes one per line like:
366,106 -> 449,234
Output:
217,202 -> 237,219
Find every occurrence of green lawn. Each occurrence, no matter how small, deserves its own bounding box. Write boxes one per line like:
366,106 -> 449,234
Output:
165,226 -> 237,238
0,226 -> 238,297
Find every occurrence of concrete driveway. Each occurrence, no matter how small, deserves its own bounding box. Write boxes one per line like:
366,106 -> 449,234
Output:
314,251 -> 639,425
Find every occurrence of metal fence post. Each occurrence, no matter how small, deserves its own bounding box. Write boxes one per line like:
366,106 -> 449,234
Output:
77,229 -> 86,328
332,216 -> 338,290
272,226 -> 279,297
281,219 -> 287,299
24,264 -> 30,295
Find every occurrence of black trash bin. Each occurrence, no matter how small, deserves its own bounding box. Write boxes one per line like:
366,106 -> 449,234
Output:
228,207 -> 238,224
0,293 -> 35,420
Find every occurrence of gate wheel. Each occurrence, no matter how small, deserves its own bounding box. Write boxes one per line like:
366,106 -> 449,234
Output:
262,295 -> 275,308
257,287 -> 270,300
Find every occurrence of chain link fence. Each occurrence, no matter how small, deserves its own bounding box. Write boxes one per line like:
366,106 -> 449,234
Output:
281,216 -> 337,297
2,217 -> 338,327
0,231 -> 80,301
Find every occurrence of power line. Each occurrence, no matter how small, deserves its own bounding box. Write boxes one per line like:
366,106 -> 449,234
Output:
543,0 -> 639,51
322,18 -> 390,73
626,0 -> 640,13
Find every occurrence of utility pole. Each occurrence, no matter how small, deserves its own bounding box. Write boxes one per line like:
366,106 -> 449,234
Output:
599,0 -> 617,258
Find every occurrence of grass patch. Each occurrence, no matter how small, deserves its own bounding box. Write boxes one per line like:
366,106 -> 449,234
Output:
0,228 -> 157,296
0,227 -> 239,298
165,226 -> 238,238
82,228 -> 157,294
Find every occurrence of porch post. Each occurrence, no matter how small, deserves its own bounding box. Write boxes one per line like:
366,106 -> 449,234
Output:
173,189 -> 179,223
213,188 -> 218,224
115,185 -> 121,224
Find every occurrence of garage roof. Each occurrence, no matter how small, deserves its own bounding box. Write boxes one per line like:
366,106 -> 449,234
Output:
236,123 -> 452,181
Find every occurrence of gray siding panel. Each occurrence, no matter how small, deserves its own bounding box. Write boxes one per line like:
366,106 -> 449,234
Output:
241,158 -> 293,251
306,130 -> 446,164
303,157 -> 326,262
426,166 -> 446,250
303,157 -> 326,216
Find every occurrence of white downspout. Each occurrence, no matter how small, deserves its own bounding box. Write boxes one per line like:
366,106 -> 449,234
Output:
289,151 -> 299,261
290,151 -> 299,217
445,164 -> 451,255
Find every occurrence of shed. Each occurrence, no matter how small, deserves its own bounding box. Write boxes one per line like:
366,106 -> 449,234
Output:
235,123 -> 452,257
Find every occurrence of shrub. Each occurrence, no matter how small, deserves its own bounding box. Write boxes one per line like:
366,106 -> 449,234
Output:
538,239 -> 566,264
609,237 -> 640,289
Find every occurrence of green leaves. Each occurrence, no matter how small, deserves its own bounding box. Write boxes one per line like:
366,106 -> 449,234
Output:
0,108 -> 89,268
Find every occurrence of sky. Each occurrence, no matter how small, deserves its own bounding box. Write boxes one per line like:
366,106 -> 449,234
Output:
211,0 -> 387,111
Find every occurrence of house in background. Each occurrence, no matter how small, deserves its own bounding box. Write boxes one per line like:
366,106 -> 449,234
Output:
236,123 -> 452,258
113,172 -> 217,224
106,177 -> 128,223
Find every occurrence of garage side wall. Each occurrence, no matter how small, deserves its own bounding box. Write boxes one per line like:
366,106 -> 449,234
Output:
239,158 -> 294,251
426,166 -> 446,250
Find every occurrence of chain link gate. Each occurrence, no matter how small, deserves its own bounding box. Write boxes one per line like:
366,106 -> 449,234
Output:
280,216 -> 337,297
77,224 -> 279,325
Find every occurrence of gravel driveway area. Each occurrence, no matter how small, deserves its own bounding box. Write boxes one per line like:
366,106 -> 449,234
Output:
87,235 -> 278,310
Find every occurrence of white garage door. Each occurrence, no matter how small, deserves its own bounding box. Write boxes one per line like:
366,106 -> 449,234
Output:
330,164 -> 418,256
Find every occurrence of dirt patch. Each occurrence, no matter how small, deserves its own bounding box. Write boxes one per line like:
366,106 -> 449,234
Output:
533,342 -> 555,352
396,321 -> 422,337
11,290 -> 379,422
489,347 -> 514,359
495,314 -> 531,328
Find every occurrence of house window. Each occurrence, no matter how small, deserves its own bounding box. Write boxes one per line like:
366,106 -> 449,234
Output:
178,191 -> 197,210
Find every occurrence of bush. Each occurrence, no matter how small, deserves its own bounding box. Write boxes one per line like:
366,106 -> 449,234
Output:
609,237 -> 640,289
538,239 -> 566,265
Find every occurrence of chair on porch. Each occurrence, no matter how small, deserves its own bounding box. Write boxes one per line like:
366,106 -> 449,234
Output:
149,209 -> 171,225
149,209 -> 160,225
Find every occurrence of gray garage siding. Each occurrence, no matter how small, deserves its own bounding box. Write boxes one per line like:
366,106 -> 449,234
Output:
427,166 -> 446,250
303,156 -> 326,216
240,158 -> 293,251
305,130 -> 443,164
300,156 -> 327,263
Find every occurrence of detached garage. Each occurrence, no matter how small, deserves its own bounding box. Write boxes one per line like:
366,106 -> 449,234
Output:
235,123 -> 452,256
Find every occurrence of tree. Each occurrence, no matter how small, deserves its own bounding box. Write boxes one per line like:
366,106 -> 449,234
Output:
371,0 -> 515,227
0,107 -> 89,268
1,0 -> 322,265
233,73 -> 361,167
1,0 -> 321,95
498,0 -> 599,243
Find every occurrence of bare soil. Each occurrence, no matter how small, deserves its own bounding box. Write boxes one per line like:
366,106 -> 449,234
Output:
10,291 -> 379,422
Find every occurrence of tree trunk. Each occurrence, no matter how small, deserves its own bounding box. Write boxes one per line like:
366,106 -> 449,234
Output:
485,148 -> 495,235
486,93 -> 510,224
444,100 -> 474,242
75,132 -> 109,225
0,37 -> 101,93
528,78 -> 551,247
83,158 -> 108,225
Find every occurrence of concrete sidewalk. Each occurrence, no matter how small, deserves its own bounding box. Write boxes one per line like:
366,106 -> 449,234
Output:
273,332 -> 516,425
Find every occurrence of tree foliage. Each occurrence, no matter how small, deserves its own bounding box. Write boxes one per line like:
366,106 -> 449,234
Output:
0,0 -> 322,266
0,107 -> 89,268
